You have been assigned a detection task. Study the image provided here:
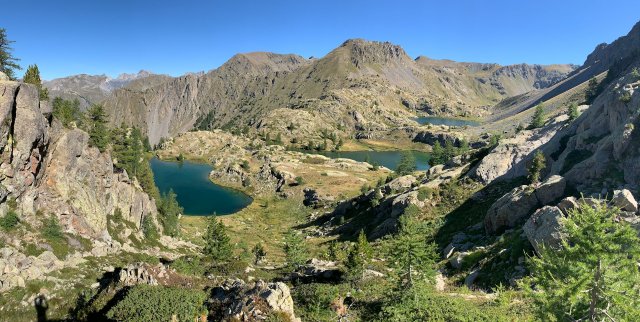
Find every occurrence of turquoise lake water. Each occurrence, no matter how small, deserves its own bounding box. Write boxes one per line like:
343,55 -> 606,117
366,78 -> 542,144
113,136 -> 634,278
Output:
310,150 -> 431,171
150,158 -> 252,216
414,116 -> 479,127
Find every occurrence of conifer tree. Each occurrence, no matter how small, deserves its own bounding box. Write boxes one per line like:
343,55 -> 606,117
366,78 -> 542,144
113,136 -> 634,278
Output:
23,64 -> 48,100
525,201 -> 640,321
158,189 -> 182,237
379,215 -> 438,319
345,229 -> 373,283
567,102 -> 579,121
585,77 -> 599,104
86,104 -> 109,152
528,150 -> 546,184
429,141 -> 444,166
529,103 -> 546,129
52,97 -> 81,127
443,140 -> 455,160
203,217 -> 232,261
0,28 -> 20,80
396,151 -> 416,175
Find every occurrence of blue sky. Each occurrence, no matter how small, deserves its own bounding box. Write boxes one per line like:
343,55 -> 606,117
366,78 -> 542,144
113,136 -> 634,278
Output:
3,0 -> 640,80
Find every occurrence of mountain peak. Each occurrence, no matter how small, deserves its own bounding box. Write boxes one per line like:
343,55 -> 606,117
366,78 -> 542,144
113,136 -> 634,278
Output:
338,38 -> 411,65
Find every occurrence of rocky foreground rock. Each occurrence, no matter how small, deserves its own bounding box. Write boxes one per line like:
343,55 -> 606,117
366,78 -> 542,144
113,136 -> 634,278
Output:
485,175 -> 566,233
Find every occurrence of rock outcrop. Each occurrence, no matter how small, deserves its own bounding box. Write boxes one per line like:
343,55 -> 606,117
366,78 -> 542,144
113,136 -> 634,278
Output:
0,248 -> 84,292
523,206 -> 565,253
470,122 -> 564,184
210,279 -> 300,322
33,127 -> 159,237
485,175 -> 566,233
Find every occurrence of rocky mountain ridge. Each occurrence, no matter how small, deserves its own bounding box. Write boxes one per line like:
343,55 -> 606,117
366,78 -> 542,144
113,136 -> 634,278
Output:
43,70 -> 162,109
48,39 -> 575,145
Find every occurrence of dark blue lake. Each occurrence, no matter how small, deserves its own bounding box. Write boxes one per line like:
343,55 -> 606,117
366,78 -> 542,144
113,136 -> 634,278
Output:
414,116 -> 479,127
311,150 -> 431,171
150,158 -> 252,216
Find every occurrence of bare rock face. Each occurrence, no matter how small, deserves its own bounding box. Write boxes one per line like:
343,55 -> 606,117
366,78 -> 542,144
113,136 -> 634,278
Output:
117,263 -> 159,286
383,175 -> 416,194
469,123 -> 563,184
0,71 -> 8,81
34,127 -> 158,237
211,279 -> 300,322
413,130 -> 461,146
0,82 -> 50,199
303,187 -> 336,208
523,206 -> 565,253
0,80 -> 159,239
485,176 -> 566,233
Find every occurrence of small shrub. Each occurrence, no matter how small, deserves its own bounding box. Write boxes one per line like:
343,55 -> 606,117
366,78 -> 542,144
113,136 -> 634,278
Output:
0,211 -> 20,231
43,215 -> 63,240
107,285 -> 207,322
619,91 -> 632,103
417,187 -> 434,201
294,176 -> 304,186
171,256 -> 206,276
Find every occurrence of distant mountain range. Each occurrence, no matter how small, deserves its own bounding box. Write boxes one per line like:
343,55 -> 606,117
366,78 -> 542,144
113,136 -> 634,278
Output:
45,40 -> 578,144
43,70 -> 168,109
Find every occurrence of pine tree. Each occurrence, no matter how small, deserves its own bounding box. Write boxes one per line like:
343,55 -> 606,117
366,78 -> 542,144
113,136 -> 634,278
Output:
525,201 -> 640,321
86,104 -> 109,152
528,150 -> 546,184
252,242 -> 266,265
284,229 -> 307,270
585,77 -> 599,104
429,141 -> 444,166
388,215 -> 438,292
458,139 -> 470,154
567,102 -> 579,121
529,103 -> 546,129
443,140 -> 455,160
22,64 -> 48,100
52,97 -> 82,127
0,28 -> 20,80
203,217 -> 232,261
345,229 -> 373,283
158,189 -> 182,237
396,151 -> 416,175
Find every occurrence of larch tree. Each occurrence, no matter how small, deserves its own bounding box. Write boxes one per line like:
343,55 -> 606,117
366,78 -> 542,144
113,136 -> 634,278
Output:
525,201 -> 640,321
0,28 -> 20,80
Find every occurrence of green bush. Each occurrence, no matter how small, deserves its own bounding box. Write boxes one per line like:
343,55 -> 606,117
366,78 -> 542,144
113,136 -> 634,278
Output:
0,210 -> 19,231
107,285 -> 207,322
42,215 -> 63,240
417,187 -> 434,201
171,256 -> 206,276
142,215 -> 159,241
380,286 -> 520,322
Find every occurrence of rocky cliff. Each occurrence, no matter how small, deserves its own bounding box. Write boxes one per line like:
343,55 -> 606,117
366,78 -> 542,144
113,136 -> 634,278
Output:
0,79 -> 159,241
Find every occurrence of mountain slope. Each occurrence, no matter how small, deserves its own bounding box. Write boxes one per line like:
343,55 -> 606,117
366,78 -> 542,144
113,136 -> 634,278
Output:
95,40 -> 574,145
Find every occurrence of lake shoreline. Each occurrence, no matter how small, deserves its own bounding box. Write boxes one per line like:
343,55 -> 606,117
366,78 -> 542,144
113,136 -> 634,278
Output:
150,157 -> 253,216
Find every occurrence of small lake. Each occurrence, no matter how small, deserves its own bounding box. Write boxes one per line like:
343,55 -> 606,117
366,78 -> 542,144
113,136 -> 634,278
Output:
310,150 -> 431,171
414,116 -> 479,127
150,158 -> 252,216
